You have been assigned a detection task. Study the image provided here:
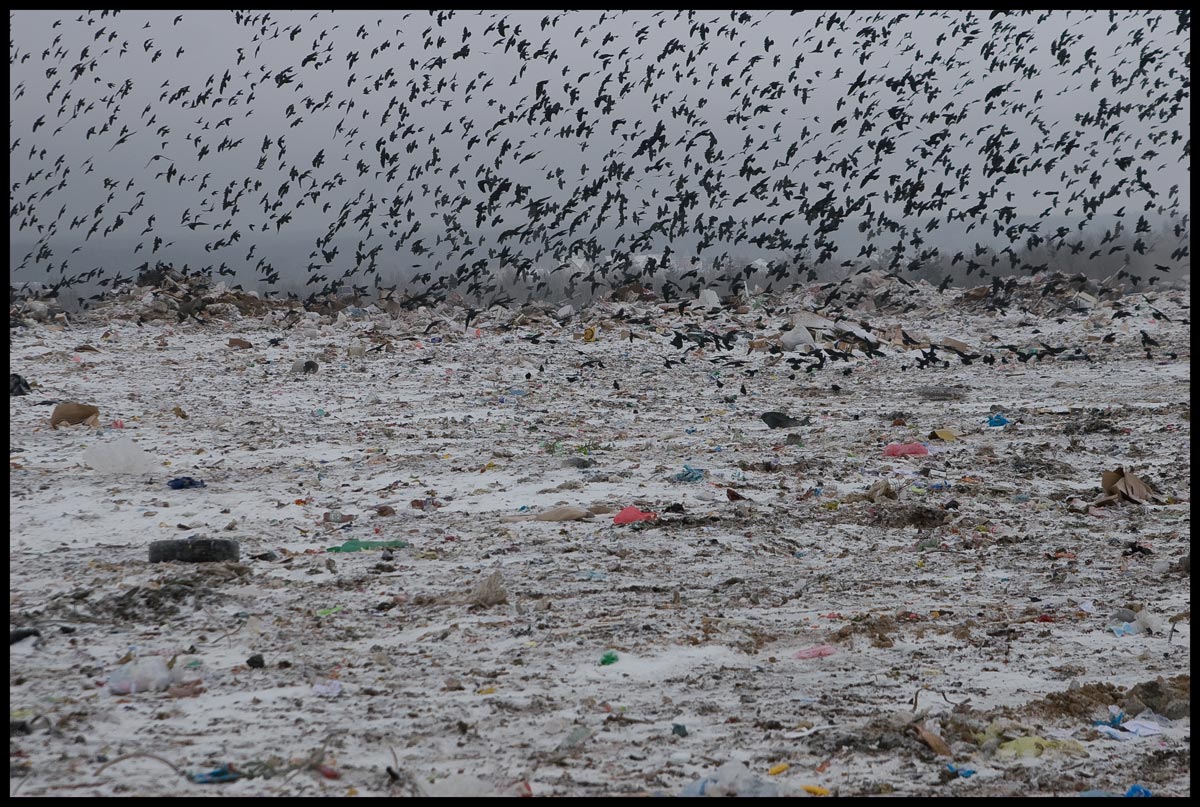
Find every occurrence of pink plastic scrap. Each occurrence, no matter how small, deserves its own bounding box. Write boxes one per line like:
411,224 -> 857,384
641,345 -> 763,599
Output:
613,506 -> 658,525
883,442 -> 929,457
794,645 -> 837,659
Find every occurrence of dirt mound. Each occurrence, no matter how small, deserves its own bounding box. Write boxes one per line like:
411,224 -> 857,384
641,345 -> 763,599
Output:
1025,676 -> 1189,721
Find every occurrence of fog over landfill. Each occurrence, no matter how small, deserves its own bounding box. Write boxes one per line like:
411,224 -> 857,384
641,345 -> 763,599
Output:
9,10 -> 1190,301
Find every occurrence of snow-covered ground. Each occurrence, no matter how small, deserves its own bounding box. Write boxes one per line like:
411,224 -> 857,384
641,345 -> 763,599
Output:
9,281 -> 1190,796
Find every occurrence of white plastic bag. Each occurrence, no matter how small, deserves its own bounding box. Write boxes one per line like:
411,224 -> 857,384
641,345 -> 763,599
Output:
108,657 -> 171,694
83,438 -> 155,475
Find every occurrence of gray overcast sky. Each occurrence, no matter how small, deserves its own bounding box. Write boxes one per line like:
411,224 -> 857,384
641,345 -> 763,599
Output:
9,10 -> 1190,292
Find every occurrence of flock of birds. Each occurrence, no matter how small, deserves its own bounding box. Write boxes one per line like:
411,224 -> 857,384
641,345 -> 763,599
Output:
8,10 -> 1191,310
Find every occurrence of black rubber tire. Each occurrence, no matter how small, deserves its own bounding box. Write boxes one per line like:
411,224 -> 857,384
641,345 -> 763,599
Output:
149,536 -> 240,563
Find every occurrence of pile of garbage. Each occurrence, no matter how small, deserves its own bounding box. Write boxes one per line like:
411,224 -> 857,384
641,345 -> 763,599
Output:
8,274 -> 1191,797
953,271 -> 1120,316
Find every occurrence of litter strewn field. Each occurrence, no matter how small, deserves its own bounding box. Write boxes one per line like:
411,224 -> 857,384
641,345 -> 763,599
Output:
9,276 -> 1190,796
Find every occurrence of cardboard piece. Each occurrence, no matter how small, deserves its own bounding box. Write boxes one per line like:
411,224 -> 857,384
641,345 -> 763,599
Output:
50,402 -> 100,429
915,723 -> 952,756
500,505 -> 591,523
1094,467 -> 1165,506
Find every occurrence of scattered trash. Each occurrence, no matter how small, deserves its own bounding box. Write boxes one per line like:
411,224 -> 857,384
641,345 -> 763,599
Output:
501,504 -> 591,522
562,456 -> 596,469
313,764 -> 341,780
600,650 -> 619,666
673,464 -> 705,482
1093,467 -> 1166,506
680,760 -> 782,797
10,373 -> 31,396
1082,785 -> 1154,798
8,257 -> 1190,797
227,338 -> 252,349
780,326 -> 817,351
50,402 -> 100,429
917,386 -> 965,401
311,680 -> 342,698
558,725 -> 592,751
167,476 -> 206,489
108,654 -> 203,695
423,773 -> 498,797
995,735 -> 1087,759
613,506 -> 657,525
108,657 -> 171,695
843,479 -> 897,503
10,627 -> 41,645
883,442 -> 929,456
148,536 -> 239,563
186,765 -> 242,784
83,437 -> 155,474
468,570 -> 508,608
1095,717 -> 1164,741
914,722 -> 952,756
761,411 -> 806,429
326,539 -> 408,553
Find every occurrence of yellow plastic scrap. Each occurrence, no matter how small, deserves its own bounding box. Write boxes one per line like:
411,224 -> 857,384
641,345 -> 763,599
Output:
583,327 -> 597,342
932,428 -> 959,442
802,785 -> 831,796
996,736 -> 1088,759
768,763 -> 790,776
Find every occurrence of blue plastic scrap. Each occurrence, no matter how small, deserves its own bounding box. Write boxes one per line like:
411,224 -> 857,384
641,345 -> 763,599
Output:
187,764 -> 241,784
987,413 -> 1010,427
1081,785 -> 1155,798
673,464 -> 705,483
